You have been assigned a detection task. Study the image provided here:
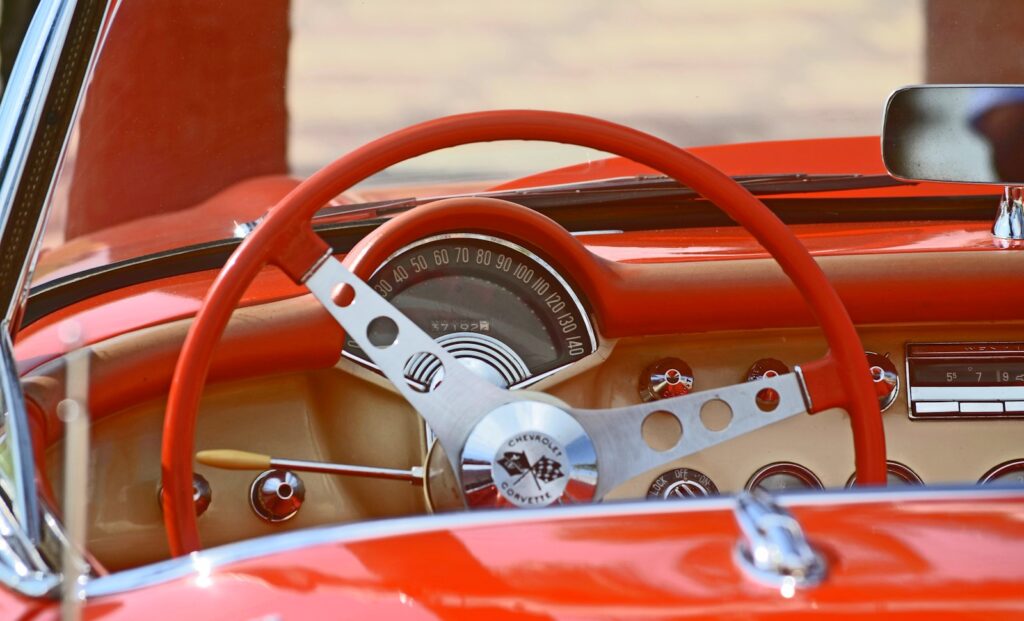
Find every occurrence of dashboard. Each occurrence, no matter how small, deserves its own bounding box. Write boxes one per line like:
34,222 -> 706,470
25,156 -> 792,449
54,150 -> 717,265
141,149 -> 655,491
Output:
23,218 -> 1024,572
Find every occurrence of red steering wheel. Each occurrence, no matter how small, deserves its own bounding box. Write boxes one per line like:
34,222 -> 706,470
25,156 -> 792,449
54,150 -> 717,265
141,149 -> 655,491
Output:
161,111 -> 886,556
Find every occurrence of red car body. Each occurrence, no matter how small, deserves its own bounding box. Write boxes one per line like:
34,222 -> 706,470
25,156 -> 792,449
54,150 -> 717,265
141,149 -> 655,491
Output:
0,2 -> 1022,619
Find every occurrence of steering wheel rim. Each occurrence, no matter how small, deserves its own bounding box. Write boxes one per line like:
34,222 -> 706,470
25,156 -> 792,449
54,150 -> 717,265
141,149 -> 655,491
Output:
161,110 -> 886,556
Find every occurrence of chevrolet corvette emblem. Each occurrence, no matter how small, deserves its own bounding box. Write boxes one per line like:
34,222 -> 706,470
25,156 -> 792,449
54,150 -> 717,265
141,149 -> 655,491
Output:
492,432 -> 570,506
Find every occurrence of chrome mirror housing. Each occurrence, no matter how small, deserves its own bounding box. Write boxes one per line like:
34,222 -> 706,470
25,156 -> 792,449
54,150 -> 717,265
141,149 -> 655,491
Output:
883,85 -> 1024,185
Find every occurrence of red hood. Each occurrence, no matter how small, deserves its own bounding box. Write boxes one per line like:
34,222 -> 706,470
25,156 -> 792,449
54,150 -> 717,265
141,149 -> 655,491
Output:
75,489 -> 1024,620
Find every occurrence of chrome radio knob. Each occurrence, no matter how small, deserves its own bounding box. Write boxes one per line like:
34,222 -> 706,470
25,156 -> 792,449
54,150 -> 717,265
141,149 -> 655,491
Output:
866,351 -> 899,411
640,357 -> 694,402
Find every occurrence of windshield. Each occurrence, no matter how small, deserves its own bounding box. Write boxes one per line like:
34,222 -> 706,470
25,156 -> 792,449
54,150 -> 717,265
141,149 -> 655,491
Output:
32,0 -> 927,284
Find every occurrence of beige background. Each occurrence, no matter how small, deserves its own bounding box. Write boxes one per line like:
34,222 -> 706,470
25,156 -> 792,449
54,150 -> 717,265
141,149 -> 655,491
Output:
288,0 -> 925,182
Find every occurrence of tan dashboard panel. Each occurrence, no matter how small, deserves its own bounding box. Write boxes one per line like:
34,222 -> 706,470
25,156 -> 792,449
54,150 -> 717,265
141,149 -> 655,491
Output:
567,321 -> 1024,500
45,369 -> 426,571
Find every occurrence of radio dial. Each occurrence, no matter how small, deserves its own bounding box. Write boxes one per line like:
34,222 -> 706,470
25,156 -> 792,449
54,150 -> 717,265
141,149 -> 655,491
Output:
866,351 -> 899,412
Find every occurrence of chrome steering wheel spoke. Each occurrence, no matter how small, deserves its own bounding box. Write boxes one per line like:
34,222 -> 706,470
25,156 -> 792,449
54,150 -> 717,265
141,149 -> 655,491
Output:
305,256 -> 515,475
566,373 -> 809,498
306,254 -> 811,508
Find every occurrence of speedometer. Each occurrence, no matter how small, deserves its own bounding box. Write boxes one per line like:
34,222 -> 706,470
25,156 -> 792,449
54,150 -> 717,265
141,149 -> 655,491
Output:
343,234 -> 597,389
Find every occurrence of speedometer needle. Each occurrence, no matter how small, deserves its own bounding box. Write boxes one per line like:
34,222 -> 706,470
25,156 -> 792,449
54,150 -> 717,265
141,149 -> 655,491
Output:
196,449 -> 424,484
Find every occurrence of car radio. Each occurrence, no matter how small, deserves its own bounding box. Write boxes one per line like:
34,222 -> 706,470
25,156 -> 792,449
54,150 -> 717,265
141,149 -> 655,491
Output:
906,342 -> 1024,420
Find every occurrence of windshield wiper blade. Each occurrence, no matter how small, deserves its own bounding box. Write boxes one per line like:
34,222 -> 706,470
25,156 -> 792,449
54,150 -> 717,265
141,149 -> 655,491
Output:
312,173 -> 916,223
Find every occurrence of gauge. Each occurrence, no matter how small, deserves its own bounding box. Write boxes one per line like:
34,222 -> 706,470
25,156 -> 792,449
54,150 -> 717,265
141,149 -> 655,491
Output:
846,460 -> 923,487
344,234 -> 597,388
979,459 -> 1024,486
647,467 -> 718,499
745,462 -> 823,493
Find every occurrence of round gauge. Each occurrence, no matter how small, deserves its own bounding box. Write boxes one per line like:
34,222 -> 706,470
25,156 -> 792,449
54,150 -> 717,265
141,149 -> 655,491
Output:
979,459 -> 1024,486
846,460 -> 923,487
647,467 -> 718,499
344,234 -> 596,388
745,462 -> 823,493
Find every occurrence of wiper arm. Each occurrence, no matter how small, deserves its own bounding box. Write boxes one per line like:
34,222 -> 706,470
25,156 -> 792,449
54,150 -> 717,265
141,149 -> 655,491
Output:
312,173 -> 916,223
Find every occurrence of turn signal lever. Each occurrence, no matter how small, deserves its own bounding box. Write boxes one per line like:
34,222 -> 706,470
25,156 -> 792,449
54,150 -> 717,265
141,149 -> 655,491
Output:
196,449 -> 425,484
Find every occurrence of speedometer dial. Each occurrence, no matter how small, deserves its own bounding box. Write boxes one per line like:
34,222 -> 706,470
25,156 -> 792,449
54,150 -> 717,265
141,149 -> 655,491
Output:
344,234 -> 597,389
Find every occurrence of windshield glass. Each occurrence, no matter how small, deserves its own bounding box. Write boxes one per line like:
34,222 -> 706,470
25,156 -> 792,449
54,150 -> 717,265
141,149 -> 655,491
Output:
33,0 -> 926,284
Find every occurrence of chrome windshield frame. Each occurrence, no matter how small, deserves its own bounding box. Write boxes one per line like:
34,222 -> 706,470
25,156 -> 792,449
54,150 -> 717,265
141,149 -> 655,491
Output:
0,0 -> 107,599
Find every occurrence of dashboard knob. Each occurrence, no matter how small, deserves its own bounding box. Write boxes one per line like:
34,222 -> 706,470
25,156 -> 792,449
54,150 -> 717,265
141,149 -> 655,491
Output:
250,469 -> 305,522
744,358 -> 790,411
866,351 -> 900,411
158,473 -> 212,517
639,357 -> 694,402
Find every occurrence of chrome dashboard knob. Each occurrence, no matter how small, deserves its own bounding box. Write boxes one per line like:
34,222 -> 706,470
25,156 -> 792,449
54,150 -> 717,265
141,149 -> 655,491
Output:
639,357 -> 694,402
745,358 -> 790,411
158,473 -> 212,517
866,351 -> 899,411
250,469 -> 305,522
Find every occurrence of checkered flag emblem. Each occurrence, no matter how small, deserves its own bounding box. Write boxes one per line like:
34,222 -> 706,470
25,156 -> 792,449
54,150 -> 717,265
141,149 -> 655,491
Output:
531,456 -> 565,483
499,450 -> 566,490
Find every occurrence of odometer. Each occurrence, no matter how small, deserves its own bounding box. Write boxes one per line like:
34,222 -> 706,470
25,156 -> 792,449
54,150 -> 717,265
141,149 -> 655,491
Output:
344,234 -> 597,388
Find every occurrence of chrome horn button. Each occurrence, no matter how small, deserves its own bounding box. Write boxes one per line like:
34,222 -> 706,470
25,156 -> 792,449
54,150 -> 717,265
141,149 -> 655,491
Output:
460,401 -> 598,508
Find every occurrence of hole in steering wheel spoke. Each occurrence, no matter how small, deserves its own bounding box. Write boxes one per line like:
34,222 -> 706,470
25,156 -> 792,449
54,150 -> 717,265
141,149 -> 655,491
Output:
367,316 -> 399,348
642,410 -> 682,452
404,352 -> 444,393
756,388 -> 781,412
700,399 -> 732,431
331,283 -> 355,307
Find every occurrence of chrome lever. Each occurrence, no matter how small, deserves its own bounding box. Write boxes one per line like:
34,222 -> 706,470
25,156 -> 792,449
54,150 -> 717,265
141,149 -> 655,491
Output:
196,449 -> 424,484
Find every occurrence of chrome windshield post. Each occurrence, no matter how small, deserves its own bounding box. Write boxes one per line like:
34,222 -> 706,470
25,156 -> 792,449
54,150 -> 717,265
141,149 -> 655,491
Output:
0,0 -> 104,336
0,323 -> 40,543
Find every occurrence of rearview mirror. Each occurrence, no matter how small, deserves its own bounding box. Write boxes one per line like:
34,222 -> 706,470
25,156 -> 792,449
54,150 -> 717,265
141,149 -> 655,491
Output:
882,85 -> 1024,185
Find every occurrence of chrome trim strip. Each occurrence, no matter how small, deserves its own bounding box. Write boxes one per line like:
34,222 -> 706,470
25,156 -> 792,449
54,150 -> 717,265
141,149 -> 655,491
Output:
341,232 -> 598,390
84,485 -> 1024,598
298,247 -> 332,284
792,365 -> 813,412
0,0 -> 82,328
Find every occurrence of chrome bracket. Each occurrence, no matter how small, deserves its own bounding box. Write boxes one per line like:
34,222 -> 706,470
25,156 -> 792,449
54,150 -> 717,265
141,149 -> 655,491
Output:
992,186 -> 1024,240
733,491 -> 827,594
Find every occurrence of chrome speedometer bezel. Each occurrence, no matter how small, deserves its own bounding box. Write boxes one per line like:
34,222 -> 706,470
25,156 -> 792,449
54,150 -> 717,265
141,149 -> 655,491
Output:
341,232 -> 598,390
